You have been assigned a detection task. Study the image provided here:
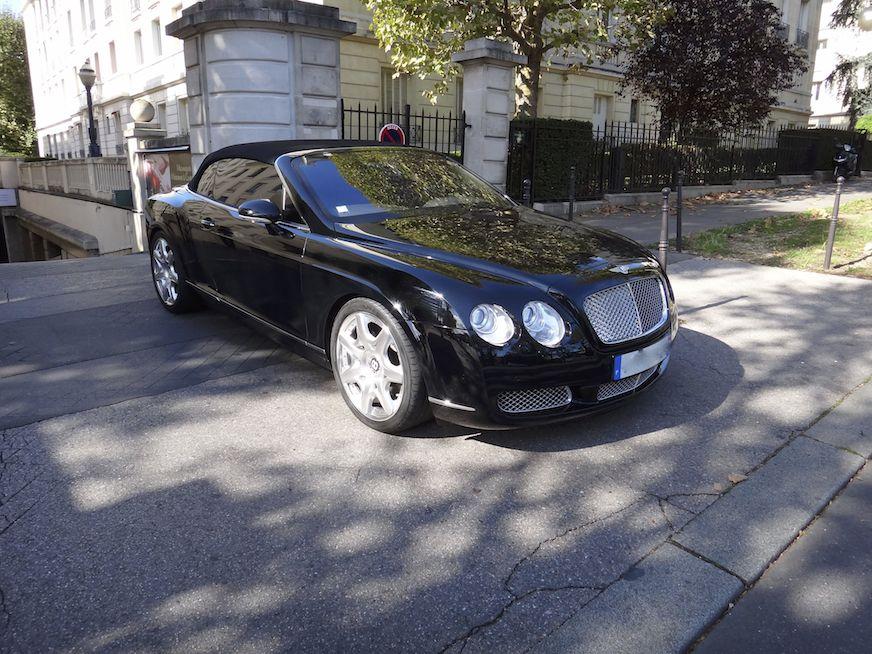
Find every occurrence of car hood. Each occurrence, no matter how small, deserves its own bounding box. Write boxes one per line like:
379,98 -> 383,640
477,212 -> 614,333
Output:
334,205 -> 660,293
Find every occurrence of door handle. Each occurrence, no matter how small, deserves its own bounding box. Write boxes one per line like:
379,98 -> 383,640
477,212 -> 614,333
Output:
200,218 -> 216,229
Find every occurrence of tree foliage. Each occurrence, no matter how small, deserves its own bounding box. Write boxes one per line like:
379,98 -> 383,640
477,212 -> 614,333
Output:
0,10 -> 35,155
825,0 -> 872,128
855,114 -> 872,133
365,0 -> 662,118
830,0 -> 866,29
621,0 -> 807,134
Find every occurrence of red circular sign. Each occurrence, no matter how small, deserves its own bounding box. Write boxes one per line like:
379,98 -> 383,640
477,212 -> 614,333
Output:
378,123 -> 406,145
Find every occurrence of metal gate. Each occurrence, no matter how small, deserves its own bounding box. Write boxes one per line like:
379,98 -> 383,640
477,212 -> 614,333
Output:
340,100 -> 468,162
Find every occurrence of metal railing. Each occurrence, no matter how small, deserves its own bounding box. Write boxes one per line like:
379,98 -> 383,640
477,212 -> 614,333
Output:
507,120 -> 869,203
776,23 -> 789,41
18,157 -> 132,206
340,101 -> 469,162
795,28 -> 810,49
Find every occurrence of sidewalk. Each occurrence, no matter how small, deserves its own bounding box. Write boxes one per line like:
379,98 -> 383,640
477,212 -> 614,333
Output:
575,179 -> 872,246
695,462 -> 871,653
693,381 -> 872,653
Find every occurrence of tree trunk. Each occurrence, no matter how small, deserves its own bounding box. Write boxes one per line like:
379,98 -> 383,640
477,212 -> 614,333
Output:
516,50 -> 542,119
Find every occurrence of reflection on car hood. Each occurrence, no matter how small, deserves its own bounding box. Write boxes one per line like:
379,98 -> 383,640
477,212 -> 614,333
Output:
335,205 -> 658,290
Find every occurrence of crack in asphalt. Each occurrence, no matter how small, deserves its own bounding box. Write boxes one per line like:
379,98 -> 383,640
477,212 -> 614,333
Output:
437,500 -> 646,653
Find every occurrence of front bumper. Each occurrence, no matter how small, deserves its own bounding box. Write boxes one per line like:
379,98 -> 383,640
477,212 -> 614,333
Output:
423,319 -> 677,431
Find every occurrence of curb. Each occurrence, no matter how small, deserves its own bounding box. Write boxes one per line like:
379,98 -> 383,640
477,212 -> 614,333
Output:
538,381 -> 870,653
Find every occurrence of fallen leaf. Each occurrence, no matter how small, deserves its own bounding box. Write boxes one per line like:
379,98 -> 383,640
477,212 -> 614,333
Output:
728,473 -> 748,484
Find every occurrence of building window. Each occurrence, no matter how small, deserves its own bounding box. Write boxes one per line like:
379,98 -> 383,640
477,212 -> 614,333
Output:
178,97 -> 189,134
630,98 -> 640,123
67,10 -> 73,44
109,41 -> 117,74
79,0 -> 86,30
134,30 -> 143,65
87,0 -> 95,31
813,81 -> 821,100
151,19 -> 162,57
130,0 -> 140,13
818,39 -> 827,50
104,0 -> 112,20
157,102 -> 167,128
171,3 -> 183,20
381,68 -> 408,114
93,52 -> 101,78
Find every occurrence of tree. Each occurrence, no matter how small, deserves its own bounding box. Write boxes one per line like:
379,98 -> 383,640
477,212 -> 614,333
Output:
855,114 -> 872,133
825,0 -> 872,128
0,10 -> 35,155
365,1 -> 662,119
621,0 -> 807,135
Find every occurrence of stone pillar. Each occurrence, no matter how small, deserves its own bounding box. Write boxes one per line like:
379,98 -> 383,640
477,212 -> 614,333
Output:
166,0 -> 356,169
124,122 -> 167,253
452,38 -> 526,188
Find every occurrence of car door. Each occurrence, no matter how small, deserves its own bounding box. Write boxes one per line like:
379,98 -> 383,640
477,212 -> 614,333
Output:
183,160 -> 225,290
193,157 -> 309,339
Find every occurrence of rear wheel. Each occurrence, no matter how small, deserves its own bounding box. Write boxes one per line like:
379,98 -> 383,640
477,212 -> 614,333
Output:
330,298 -> 431,433
150,232 -> 199,313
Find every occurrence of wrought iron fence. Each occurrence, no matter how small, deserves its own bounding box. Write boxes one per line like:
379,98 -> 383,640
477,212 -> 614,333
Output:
507,120 -> 868,204
340,100 -> 469,162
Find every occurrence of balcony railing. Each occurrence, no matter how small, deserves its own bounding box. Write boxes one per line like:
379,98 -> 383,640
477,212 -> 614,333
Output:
18,157 -> 132,206
776,23 -> 789,41
795,29 -> 810,49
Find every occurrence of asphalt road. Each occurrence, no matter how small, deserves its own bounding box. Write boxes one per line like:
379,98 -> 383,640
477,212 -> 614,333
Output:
1,253 -> 870,653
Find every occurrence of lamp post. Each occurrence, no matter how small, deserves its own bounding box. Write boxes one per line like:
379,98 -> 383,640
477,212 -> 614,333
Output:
78,59 -> 101,157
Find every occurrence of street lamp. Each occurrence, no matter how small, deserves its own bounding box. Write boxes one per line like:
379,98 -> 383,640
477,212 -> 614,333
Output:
78,59 -> 101,157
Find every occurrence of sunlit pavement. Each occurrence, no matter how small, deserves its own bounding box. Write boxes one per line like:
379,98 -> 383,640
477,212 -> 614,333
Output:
1,253 -> 870,652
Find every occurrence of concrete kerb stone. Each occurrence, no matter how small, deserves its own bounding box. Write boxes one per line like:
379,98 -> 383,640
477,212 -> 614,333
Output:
672,436 -> 864,584
541,383 -> 869,654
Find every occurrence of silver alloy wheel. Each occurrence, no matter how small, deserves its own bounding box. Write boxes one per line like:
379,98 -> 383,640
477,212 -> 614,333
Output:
151,236 -> 180,306
335,311 -> 405,421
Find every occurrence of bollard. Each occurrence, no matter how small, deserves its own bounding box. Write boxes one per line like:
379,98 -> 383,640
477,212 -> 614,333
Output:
824,176 -> 845,270
567,165 -> 576,220
522,178 -> 532,207
676,170 -> 684,252
658,187 -> 670,269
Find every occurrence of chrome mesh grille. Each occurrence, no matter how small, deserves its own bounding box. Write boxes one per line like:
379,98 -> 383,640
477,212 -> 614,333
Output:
597,365 -> 658,401
497,386 -> 572,414
583,277 -> 667,344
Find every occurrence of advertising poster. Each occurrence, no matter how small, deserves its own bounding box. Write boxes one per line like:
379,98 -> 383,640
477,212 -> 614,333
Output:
141,150 -> 193,195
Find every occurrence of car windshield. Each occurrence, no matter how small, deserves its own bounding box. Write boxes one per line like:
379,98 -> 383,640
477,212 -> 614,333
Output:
284,147 -> 513,221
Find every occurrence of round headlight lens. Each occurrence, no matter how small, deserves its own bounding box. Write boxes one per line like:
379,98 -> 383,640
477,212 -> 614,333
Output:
469,304 -> 515,346
522,301 -> 566,347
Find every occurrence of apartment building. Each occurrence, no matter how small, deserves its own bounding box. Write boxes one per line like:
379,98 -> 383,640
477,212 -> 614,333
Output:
23,0 -> 822,159
810,0 -> 872,126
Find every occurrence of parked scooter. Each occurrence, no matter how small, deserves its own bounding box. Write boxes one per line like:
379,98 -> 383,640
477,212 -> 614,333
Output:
833,142 -> 859,181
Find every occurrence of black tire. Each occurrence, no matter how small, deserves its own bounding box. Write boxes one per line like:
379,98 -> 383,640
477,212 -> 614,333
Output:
149,230 -> 200,314
330,297 -> 432,433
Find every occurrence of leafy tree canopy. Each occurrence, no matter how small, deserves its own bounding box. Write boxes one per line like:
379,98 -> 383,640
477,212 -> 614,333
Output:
825,1 -> 872,128
621,0 -> 807,134
855,114 -> 872,133
365,0 -> 662,118
0,10 -> 35,155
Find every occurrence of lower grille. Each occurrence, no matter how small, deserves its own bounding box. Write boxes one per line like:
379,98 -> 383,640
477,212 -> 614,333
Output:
497,386 -> 572,414
597,365 -> 658,401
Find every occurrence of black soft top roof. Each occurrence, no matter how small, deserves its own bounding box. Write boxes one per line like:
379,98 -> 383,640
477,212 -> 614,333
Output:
189,139 -> 386,190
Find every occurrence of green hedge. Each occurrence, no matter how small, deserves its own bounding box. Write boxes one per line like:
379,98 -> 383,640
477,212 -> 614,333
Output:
507,118 -> 594,201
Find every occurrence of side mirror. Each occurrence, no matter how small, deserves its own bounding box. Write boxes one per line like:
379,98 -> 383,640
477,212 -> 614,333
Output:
238,199 -> 281,222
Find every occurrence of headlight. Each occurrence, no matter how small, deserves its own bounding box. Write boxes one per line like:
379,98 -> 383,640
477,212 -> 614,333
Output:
522,301 -> 566,347
469,304 -> 515,346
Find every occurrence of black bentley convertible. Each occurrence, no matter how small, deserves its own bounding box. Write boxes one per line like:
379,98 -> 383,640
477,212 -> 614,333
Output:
147,141 -> 677,433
